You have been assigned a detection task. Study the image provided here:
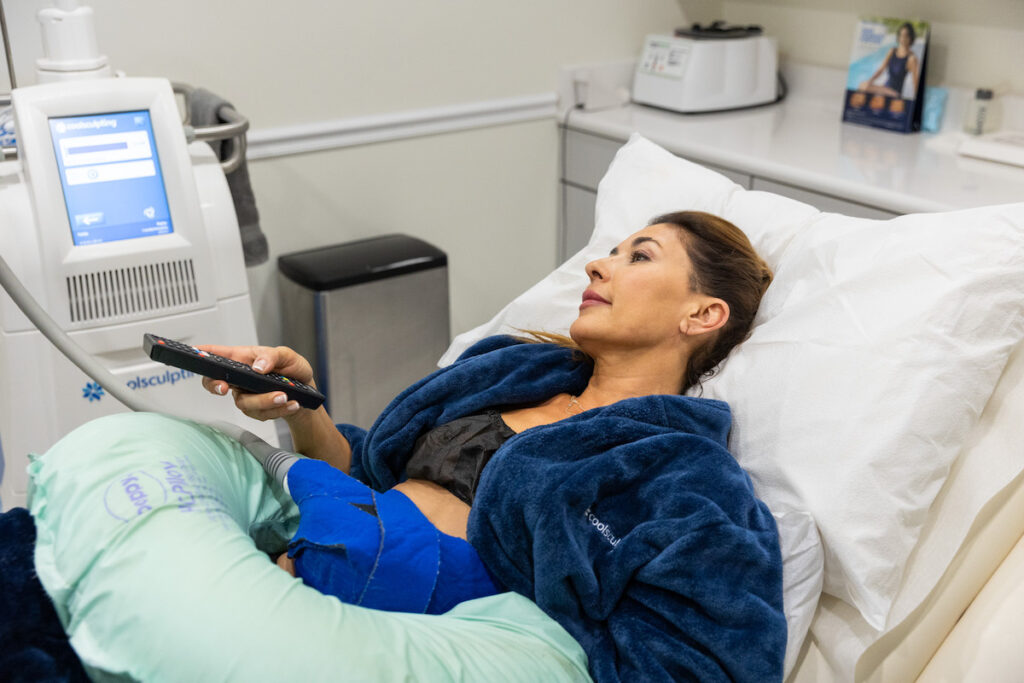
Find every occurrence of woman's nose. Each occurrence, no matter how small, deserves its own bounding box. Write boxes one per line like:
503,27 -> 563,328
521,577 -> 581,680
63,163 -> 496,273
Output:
586,258 -> 607,281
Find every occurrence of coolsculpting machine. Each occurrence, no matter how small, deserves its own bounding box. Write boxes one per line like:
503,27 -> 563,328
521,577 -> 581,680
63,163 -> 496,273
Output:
0,76 -> 277,509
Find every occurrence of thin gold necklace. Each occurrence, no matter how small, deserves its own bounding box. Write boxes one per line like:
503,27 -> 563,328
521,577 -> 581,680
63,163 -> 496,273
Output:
566,394 -> 584,415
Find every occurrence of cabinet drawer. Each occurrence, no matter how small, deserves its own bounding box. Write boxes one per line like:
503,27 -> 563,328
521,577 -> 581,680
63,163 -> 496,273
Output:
561,184 -> 597,263
563,129 -> 622,190
751,178 -> 900,219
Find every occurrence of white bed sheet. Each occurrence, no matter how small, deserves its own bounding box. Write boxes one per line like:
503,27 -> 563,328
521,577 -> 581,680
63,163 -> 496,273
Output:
799,338 -> 1024,681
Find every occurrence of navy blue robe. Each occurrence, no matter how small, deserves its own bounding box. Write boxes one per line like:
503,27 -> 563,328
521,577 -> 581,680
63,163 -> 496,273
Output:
343,336 -> 786,682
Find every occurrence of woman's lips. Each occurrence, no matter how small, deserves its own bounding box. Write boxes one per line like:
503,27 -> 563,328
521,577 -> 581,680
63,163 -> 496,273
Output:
580,289 -> 610,309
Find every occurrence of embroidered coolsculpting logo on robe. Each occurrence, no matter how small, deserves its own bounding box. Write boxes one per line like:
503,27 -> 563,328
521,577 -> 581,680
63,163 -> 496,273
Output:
584,508 -> 621,547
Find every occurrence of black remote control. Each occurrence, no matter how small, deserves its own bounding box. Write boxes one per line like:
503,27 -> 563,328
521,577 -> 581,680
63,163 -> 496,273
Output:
143,333 -> 325,410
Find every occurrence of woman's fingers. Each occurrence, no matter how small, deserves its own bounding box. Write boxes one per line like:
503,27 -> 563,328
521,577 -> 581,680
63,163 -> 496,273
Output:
261,347 -> 315,386
231,388 -> 301,421
200,377 -> 231,396
194,344 -> 315,411
194,344 -> 314,385
194,344 -> 274,370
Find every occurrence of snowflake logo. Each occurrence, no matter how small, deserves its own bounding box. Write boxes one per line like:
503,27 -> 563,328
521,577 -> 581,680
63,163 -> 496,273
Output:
82,382 -> 105,402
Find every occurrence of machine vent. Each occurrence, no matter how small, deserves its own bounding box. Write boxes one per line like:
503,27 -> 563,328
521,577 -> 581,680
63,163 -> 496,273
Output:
66,259 -> 200,323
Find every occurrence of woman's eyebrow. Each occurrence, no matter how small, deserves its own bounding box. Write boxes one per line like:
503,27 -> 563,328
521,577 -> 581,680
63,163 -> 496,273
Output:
632,236 -> 661,249
609,236 -> 661,256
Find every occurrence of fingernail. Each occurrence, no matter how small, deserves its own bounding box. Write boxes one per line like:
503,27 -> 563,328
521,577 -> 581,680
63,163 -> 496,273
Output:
286,402 -> 300,412
253,359 -> 268,372
217,384 -> 226,395
273,394 -> 287,405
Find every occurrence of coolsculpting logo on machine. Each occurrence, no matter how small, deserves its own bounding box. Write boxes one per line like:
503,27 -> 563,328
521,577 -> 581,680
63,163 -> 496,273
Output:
127,369 -> 196,390
80,370 -> 196,402
82,382 -> 105,401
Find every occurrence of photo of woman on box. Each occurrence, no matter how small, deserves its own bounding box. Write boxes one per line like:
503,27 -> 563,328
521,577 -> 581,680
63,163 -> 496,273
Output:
857,22 -> 920,100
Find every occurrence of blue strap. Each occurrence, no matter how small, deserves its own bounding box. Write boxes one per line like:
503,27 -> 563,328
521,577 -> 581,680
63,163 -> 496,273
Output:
286,459 -> 439,612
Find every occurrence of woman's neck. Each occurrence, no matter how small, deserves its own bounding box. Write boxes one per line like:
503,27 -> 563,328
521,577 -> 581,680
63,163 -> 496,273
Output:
576,348 -> 687,408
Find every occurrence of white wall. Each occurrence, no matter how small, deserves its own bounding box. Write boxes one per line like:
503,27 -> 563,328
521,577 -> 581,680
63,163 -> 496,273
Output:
1,1 -> 691,345
244,121 -> 562,346
721,0 -> 1024,94
5,1 -> 1017,345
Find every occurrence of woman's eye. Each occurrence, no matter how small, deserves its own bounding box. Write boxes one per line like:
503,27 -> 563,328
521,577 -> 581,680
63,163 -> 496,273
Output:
630,251 -> 650,263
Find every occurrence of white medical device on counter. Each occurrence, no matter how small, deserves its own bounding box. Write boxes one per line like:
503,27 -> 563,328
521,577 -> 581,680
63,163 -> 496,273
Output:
0,2 -> 276,509
632,22 -> 779,113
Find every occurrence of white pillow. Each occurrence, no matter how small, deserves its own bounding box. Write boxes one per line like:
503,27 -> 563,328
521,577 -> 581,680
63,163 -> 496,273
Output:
443,134 -> 1024,638
772,508 -> 825,677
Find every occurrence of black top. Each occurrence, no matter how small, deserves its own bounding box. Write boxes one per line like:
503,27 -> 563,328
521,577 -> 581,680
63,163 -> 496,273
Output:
405,410 -> 516,505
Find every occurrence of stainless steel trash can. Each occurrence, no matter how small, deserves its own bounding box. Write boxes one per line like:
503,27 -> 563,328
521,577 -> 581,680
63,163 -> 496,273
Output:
278,234 -> 449,428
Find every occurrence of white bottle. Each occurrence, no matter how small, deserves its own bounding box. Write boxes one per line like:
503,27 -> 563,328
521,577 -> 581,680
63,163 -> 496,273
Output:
964,89 -> 1001,136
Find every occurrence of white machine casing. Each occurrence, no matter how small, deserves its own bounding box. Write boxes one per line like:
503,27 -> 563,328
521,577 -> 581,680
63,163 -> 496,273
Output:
632,33 -> 778,113
0,77 -> 276,509
35,2 -> 112,83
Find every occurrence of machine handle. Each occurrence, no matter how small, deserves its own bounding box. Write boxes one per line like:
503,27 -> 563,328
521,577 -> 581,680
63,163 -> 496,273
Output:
0,83 -> 250,171
173,81 -> 249,175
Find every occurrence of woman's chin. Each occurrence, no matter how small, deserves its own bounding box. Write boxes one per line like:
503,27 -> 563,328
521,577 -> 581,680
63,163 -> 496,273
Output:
568,319 -> 604,352
568,319 -> 592,346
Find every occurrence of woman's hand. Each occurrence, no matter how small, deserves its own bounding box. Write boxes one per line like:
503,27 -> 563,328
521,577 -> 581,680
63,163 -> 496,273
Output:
196,344 -> 314,422
197,343 -> 352,473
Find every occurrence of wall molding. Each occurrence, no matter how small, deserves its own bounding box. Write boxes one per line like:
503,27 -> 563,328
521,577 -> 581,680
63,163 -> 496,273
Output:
246,93 -> 558,160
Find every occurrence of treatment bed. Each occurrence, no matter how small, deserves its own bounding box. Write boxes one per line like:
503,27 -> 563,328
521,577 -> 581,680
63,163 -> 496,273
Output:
13,134 -> 1024,682
444,134 -> 1024,682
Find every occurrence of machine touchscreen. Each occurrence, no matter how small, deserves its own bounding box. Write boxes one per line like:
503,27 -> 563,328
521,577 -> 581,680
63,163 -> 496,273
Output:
48,110 -> 174,246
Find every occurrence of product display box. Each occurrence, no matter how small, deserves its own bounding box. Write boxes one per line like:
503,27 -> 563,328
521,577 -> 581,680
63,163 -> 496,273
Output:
843,17 -> 929,133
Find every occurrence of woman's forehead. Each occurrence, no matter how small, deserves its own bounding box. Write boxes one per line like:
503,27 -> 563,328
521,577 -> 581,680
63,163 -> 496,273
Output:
618,223 -> 685,250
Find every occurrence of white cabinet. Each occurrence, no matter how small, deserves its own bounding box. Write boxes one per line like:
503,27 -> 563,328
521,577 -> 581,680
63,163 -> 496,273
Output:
562,184 -> 596,261
561,129 -> 761,261
559,128 -> 900,261
750,178 -> 898,220
563,129 -> 623,192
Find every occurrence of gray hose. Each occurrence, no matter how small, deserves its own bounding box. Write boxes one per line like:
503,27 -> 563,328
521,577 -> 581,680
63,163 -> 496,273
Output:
0,248 -> 299,488
224,422 -> 300,491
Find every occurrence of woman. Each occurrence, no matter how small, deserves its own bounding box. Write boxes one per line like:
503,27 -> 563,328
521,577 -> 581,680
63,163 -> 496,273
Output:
858,22 -> 920,99
203,211 -> 786,682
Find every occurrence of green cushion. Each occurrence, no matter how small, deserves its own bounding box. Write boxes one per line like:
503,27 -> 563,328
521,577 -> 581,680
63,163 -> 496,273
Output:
29,413 -> 589,682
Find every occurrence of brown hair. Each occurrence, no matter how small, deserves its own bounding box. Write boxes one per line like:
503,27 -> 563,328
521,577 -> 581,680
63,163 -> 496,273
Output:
520,211 -> 772,393
515,330 -> 588,361
649,210 -> 772,391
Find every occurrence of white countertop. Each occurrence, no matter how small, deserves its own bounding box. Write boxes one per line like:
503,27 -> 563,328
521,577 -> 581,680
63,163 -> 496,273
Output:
563,63 -> 1024,214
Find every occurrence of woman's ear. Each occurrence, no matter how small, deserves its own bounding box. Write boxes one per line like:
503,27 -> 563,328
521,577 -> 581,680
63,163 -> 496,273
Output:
680,298 -> 729,337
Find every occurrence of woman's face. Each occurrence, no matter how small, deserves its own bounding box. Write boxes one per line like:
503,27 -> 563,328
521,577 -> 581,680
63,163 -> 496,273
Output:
898,27 -> 912,47
570,223 -> 704,353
